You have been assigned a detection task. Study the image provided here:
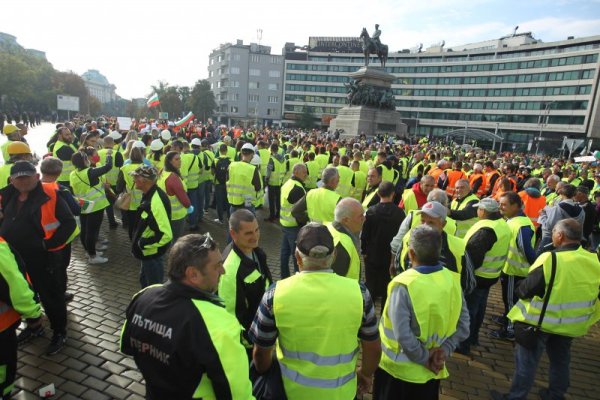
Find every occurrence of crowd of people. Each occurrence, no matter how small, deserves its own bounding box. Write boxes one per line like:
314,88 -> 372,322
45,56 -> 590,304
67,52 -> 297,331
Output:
1,116 -> 600,400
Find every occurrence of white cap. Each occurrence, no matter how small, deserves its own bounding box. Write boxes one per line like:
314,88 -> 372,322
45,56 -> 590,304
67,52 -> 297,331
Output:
160,129 -> 171,140
150,139 -> 164,151
191,138 -> 202,146
132,140 -> 146,149
241,143 -> 255,151
108,130 -> 121,140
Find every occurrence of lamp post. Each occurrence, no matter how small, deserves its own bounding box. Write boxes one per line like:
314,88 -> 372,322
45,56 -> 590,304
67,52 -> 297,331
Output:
535,101 -> 556,156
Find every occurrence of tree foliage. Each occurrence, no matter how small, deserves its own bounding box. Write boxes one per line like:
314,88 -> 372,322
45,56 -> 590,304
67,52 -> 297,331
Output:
296,107 -> 317,129
147,80 -> 215,122
188,80 -> 216,122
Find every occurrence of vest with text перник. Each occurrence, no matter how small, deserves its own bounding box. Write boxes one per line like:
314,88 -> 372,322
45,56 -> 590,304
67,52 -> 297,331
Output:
326,223 -> 360,280
157,172 -> 188,221
464,218 -> 511,279
379,267 -> 462,383
273,272 -> 363,400
53,140 -> 77,183
306,188 -> 341,224
280,179 -> 306,227
450,194 -> 480,238
508,247 -> 600,337
40,182 -> 79,250
227,161 -> 257,207
503,216 -> 536,277
70,168 -> 110,214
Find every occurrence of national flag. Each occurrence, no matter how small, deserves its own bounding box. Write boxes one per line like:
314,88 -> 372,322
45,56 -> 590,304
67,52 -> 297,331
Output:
146,93 -> 160,108
175,112 -> 195,127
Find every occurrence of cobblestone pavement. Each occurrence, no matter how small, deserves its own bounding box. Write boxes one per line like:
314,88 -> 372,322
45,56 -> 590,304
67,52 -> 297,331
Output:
12,195 -> 600,398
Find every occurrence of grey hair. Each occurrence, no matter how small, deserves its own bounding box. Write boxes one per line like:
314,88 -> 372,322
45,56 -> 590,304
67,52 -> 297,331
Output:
427,188 -> 449,207
553,218 -> 582,241
293,163 -> 307,175
421,175 -> 434,184
473,163 -> 483,172
524,178 -> 542,190
40,157 -> 63,176
409,225 -> 442,266
547,174 -> 560,184
229,209 -> 256,232
296,248 -> 335,270
321,167 -> 339,186
334,197 -> 363,223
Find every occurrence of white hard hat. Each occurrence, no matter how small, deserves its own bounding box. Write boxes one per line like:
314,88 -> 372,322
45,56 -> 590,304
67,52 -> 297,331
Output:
108,130 -> 122,140
160,130 -> 172,140
242,143 -> 255,151
132,140 -> 146,149
191,138 -> 202,146
150,139 -> 164,151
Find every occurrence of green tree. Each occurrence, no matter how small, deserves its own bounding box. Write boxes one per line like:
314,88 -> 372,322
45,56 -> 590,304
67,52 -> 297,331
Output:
188,80 -> 216,122
53,71 -> 91,114
296,107 -> 317,129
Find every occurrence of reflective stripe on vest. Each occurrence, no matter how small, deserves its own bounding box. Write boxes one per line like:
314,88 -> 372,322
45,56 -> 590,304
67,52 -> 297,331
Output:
227,162 -> 257,206
157,172 -> 188,220
503,216 -> 535,277
464,218 -> 511,279
40,182 -> 79,250
70,169 -> 109,214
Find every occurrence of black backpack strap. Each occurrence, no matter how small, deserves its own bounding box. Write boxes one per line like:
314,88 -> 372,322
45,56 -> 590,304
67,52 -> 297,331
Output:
536,252 -> 557,329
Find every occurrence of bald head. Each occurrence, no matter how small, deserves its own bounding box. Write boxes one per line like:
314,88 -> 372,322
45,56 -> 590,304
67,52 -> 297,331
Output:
420,175 -> 435,196
334,198 -> 365,234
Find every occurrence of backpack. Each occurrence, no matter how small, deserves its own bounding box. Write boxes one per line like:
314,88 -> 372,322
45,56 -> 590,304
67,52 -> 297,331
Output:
214,157 -> 231,184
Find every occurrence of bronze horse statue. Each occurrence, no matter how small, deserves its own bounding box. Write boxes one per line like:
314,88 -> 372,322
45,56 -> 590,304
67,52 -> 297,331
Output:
360,27 -> 388,68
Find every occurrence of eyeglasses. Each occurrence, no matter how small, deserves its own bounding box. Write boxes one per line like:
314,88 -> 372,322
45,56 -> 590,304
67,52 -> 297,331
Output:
191,232 -> 215,256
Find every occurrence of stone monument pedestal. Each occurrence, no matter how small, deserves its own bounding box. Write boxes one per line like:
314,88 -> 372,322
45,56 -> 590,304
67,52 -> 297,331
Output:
329,66 -> 407,138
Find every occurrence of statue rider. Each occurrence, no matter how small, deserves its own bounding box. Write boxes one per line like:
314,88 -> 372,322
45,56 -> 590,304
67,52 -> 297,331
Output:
372,24 -> 382,53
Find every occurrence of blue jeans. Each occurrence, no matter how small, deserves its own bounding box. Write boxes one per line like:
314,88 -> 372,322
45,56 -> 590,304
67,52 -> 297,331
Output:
187,187 -> 200,227
214,184 -> 230,222
508,333 -> 572,400
140,255 -> 164,288
280,226 -> 300,278
461,286 -> 490,350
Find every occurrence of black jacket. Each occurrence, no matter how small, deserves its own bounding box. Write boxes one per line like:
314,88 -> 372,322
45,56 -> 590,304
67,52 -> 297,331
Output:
361,202 -> 405,269
131,185 -> 171,260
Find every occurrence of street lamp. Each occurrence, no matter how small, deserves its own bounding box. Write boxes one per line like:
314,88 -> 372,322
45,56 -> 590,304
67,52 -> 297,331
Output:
535,101 -> 556,156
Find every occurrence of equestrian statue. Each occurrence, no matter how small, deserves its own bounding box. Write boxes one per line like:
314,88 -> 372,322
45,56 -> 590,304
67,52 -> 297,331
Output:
360,24 -> 388,68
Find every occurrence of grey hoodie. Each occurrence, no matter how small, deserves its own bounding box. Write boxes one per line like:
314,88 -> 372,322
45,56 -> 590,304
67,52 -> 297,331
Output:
538,198 -> 585,242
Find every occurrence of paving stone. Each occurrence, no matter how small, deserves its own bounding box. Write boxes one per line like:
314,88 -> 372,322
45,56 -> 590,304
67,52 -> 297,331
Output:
81,388 -> 111,400
106,374 -> 133,388
81,376 -> 109,392
60,380 -> 87,396
100,360 -> 126,375
60,368 -> 87,383
104,384 -> 131,399
127,381 -> 146,396
14,376 -> 41,392
82,365 -> 111,380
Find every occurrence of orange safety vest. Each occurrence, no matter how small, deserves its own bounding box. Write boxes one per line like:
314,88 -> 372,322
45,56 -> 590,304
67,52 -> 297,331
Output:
485,170 -> 500,196
469,173 -> 486,197
492,176 -> 517,197
428,167 -> 444,188
0,237 -> 24,331
446,170 -> 467,197
40,182 -> 66,252
519,191 -> 547,228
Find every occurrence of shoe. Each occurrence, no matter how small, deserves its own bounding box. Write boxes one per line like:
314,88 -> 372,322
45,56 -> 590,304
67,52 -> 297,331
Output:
88,255 -> 108,264
17,325 -> 45,344
489,328 -> 515,341
490,390 -> 508,400
96,244 -> 108,251
491,314 -> 508,327
46,333 -> 67,355
98,238 -> 109,245
64,292 -> 74,303
213,219 -> 223,224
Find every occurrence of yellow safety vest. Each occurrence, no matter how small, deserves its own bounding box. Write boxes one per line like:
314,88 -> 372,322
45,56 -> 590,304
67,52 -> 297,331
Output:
379,267 -> 462,383
305,161 -> 320,189
274,272 -> 363,400
464,218 -> 511,279
0,164 -> 11,189
380,164 -> 394,184
284,157 -> 301,182
407,210 -> 457,236
181,153 -> 200,189
306,188 -> 340,224
53,140 -> 77,183
508,247 -> 600,337
336,165 -> 354,198
97,148 -> 119,186
268,156 -> 285,186
450,194 -> 480,238
70,168 -> 109,214
352,171 -> 366,201
120,163 -> 144,210
280,179 -> 305,227
199,150 -> 215,184
503,216 -> 535,277
258,148 -> 270,177
227,161 -> 257,207
362,188 -> 378,210
327,223 -> 360,280
157,172 -> 188,220
399,228 -> 464,274
401,189 -> 419,214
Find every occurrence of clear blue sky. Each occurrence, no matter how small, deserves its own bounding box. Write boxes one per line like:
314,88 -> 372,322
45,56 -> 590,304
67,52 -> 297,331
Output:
3,0 -> 599,99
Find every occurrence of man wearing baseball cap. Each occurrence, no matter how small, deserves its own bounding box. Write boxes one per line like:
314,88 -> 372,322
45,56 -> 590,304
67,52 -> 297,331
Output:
250,223 -> 381,399
456,197 -> 511,355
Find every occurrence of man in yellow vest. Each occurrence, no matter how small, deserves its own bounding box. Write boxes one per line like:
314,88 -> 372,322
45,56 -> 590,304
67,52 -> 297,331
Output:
226,144 -> 262,215
279,164 -> 307,278
489,191 -> 537,342
374,225 -> 469,399
265,143 -> 285,222
400,175 -> 435,214
250,223 -> 382,399
327,198 -> 365,280
292,167 -> 341,225
457,198 -> 511,355
121,234 -> 254,399
336,156 -> 354,198
363,167 -> 382,209
219,210 -> 272,357
351,160 -> 367,201
0,124 -> 22,164
52,126 -> 78,191
491,219 -> 600,400
448,179 -> 479,238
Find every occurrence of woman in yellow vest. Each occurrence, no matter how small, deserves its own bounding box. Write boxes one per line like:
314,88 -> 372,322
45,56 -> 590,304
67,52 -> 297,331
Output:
116,146 -> 146,239
149,139 -> 165,172
69,150 -> 113,264
157,151 -> 191,242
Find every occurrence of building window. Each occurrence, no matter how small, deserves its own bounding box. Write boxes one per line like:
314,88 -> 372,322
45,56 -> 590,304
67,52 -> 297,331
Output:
230,106 -> 238,113
249,81 -> 260,89
230,67 -> 240,74
249,69 -> 261,76
210,58 -> 214,65
271,56 -> 282,64
231,81 -> 240,88
233,54 -> 241,61
267,108 -> 278,116
251,55 -> 261,63
229,93 -> 240,101
248,107 -> 257,115
249,94 -> 260,102
209,71 -> 213,77
268,70 -> 281,78
268,96 -> 279,103
268,83 -> 279,91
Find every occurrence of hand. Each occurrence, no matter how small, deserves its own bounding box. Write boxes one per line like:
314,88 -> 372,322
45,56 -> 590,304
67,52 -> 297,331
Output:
356,368 -> 372,396
426,347 -> 446,374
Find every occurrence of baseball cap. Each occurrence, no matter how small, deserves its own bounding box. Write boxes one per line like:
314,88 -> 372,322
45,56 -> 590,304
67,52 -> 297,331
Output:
473,198 -> 500,212
417,201 -> 447,220
130,165 -> 158,180
296,223 -> 334,258
241,143 -> 255,152
10,161 -> 36,178
150,139 -> 164,151
190,138 -> 202,146
160,130 -> 172,140
2,124 -> 19,135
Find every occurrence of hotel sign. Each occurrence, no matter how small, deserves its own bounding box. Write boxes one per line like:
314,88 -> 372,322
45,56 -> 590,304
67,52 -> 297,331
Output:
308,37 -> 362,53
